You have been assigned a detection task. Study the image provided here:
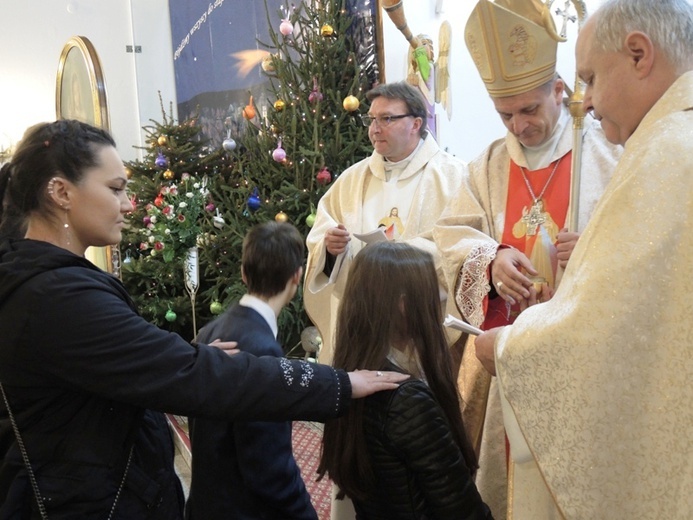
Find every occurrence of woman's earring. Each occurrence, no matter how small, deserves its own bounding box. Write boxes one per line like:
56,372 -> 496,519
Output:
47,178 -> 71,247
62,209 -> 71,247
47,177 -> 58,197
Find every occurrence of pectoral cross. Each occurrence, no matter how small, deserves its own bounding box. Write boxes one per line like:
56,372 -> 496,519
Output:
523,200 -> 547,236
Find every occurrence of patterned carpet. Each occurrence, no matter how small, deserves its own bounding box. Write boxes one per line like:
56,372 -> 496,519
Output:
169,416 -> 332,519
292,421 -> 332,519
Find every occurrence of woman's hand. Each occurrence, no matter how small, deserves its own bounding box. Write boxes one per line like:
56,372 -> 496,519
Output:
348,370 -> 409,398
208,339 -> 240,356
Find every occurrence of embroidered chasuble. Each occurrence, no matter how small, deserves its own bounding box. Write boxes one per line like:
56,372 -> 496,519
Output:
496,71 -> 693,520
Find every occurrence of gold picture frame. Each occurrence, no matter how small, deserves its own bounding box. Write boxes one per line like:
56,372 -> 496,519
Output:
56,36 -> 118,274
56,36 -> 109,128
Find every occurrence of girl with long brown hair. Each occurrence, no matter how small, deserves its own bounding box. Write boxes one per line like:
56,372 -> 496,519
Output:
319,241 -> 492,519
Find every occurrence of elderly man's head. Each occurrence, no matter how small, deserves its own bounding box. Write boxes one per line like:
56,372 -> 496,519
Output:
577,0 -> 693,145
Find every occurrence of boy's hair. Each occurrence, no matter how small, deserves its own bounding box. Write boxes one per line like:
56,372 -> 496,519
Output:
242,221 -> 304,297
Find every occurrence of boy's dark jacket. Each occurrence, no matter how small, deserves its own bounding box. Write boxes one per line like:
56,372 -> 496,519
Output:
186,304 -> 318,519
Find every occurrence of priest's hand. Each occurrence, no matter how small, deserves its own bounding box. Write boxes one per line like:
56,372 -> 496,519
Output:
475,327 -> 502,376
518,280 -> 554,311
325,224 -> 351,256
557,228 -> 580,269
348,370 -> 409,398
519,285 -> 540,312
491,248 -> 536,305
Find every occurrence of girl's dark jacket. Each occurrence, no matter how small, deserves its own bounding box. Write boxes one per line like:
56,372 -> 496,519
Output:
352,379 -> 493,520
0,238 -> 351,519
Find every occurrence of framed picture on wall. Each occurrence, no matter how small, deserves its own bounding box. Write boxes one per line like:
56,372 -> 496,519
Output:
55,35 -> 109,129
55,36 -> 117,275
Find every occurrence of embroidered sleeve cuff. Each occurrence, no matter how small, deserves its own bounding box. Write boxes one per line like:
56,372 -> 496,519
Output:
333,368 -> 352,417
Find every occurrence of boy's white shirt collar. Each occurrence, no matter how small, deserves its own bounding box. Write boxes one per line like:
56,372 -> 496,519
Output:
239,294 -> 278,339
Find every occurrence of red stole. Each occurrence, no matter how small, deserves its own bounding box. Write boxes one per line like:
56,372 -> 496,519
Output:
482,152 -> 572,330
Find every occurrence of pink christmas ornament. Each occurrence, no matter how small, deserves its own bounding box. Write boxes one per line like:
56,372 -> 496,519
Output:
272,140 -> 287,162
316,167 -> 332,185
309,77 -> 323,104
279,18 -> 293,36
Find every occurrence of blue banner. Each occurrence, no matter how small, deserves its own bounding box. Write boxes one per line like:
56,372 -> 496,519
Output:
168,0 -> 381,147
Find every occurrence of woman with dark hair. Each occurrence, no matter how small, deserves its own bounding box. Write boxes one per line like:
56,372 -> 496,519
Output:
318,241 -> 493,519
0,120 -> 406,519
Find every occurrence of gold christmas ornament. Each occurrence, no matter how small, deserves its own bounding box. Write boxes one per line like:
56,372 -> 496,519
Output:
163,169 -> 174,180
124,167 -> 133,180
275,211 -> 289,223
320,24 -> 334,37
261,54 -> 275,73
273,99 -> 286,111
157,135 -> 169,146
342,95 -> 360,112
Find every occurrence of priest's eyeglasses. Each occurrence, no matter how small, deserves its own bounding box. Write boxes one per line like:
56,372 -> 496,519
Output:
360,114 -> 415,127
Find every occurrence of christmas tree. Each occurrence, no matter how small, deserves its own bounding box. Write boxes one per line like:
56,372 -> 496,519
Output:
197,0 -> 377,354
120,101 -> 232,341
121,0 -> 378,353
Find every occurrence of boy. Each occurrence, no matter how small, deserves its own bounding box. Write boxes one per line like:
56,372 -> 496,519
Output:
186,221 -> 317,519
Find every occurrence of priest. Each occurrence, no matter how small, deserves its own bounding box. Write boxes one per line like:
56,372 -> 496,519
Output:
304,81 -> 467,367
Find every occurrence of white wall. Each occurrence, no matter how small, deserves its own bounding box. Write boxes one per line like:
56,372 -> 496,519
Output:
0,0 -> 602,163
0,0 -> 176,161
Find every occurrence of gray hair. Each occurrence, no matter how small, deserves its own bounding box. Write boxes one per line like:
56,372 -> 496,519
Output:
593,0 -> 693,72
366,81 -> 428,138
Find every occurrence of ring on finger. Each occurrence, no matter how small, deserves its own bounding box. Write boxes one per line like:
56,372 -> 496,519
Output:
496,281 -> 504,291
376,371 -> 383,377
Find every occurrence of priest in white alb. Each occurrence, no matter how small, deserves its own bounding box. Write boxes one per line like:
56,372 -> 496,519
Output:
304,81 -> 467,367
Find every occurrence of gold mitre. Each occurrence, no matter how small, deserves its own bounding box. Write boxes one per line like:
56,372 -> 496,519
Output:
465,0 -> 558,97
